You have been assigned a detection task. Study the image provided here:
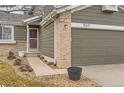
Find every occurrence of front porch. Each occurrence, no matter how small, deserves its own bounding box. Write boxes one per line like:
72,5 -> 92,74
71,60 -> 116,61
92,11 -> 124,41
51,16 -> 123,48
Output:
26,25 -> 40,52
24,15 -> 42,55
25,25 -> 41,57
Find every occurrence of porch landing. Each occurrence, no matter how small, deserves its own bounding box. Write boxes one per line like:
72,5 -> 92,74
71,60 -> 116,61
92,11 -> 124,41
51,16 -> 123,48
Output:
27,57 -> 67,77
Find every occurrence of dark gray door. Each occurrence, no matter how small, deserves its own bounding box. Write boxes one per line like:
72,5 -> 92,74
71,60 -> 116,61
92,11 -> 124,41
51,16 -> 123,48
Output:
71,28 -> 124,66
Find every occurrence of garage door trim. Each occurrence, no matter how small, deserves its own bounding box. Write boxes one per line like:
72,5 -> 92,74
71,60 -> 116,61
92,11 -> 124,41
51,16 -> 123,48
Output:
71,22 -> 124,31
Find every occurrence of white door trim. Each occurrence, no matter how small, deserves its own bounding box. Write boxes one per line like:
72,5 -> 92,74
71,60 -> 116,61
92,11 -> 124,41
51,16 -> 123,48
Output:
71,22 -> 124,31
28,28 -> 39,52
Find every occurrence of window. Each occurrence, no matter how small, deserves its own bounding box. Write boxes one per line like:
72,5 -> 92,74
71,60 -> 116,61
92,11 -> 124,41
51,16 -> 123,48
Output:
0,25 -> 15,43
0,25 -> 14,41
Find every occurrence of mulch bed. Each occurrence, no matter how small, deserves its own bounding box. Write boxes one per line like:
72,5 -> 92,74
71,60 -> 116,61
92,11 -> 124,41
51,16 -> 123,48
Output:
0,57 -> 36,79
37,74 -> 101,87
0,57 -> 101,87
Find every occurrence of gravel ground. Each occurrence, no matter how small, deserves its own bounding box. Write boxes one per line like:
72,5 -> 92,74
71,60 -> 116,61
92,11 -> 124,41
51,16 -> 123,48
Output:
37,74 -> 101,87
0,57 -> 35,79
0,56 -> 101,87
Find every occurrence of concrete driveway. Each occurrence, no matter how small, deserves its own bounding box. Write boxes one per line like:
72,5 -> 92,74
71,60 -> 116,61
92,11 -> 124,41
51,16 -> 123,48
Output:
82,63 -> 124,87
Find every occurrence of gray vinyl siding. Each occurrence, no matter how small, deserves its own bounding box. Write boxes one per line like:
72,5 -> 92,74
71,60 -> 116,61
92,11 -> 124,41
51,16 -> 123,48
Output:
72,5 -> 124,26
40,21 -> 54,58
71,28 -> 124,66
14,26 -> 27,41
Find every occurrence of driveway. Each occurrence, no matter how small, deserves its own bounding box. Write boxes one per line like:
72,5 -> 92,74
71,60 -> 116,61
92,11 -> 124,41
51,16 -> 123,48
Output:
82,63 -> 124,87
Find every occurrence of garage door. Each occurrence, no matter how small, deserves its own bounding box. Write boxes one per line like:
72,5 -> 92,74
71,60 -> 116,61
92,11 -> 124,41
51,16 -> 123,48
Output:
71,28 -> 124,66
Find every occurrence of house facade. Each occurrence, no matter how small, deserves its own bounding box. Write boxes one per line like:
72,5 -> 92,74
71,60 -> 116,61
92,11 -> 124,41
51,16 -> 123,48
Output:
0,12 -> 32,55
1,5 -> 124,68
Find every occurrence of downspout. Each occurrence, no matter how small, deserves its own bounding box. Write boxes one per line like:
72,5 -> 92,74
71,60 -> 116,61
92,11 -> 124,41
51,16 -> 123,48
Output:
26,24 -> 29,53
47,12 -> 59,65
53,18 -> 57,65
39,9 -> 57,65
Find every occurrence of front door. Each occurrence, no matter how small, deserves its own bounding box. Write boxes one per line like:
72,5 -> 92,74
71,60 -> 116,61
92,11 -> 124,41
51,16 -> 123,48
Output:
29,28 -> 38,51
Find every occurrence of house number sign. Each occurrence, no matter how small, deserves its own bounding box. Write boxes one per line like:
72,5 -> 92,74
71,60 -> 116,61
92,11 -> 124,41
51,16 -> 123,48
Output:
83,23 -> 90,27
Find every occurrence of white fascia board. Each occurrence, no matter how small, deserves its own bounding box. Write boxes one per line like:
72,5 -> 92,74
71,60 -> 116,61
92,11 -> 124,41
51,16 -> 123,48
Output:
71,5 -> 93,13
71,22 -> 124,31
56,5 -> 80,13
56,5 -> 92,13
24,15 -> 42,23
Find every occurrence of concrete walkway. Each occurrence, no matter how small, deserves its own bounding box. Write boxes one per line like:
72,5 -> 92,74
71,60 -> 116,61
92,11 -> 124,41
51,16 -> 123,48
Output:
82,63 -> 124,87
27,57 -> 67,77
27,57 -> 124,86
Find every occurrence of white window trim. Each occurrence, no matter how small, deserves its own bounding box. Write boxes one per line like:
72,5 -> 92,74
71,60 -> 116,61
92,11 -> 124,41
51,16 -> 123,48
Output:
0,40 -> 16,44
0,25 -> 16,44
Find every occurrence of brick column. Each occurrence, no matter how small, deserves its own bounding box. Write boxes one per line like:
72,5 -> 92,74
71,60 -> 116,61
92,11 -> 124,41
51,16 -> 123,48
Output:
55,11 -> 71,68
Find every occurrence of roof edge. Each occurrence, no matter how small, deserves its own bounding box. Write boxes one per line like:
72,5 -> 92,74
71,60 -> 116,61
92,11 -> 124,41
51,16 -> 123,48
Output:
39,5 -> 92,26
24,15 -> 42,23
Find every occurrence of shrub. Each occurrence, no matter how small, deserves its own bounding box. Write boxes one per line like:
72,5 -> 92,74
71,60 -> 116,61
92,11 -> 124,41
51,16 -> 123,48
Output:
44,60 -> 47,63
9,51 -> 14,56
37,54 -> 40,57
13,58 -> 22,66
28,67 -> 33,72
47,62 -> 53,65
7,51 -> 16,60
40,56 -> 44,60
19,64 -> 33,72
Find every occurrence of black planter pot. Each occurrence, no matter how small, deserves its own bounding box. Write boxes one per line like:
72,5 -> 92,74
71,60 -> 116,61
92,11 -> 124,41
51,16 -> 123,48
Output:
67,67 -> 82,81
